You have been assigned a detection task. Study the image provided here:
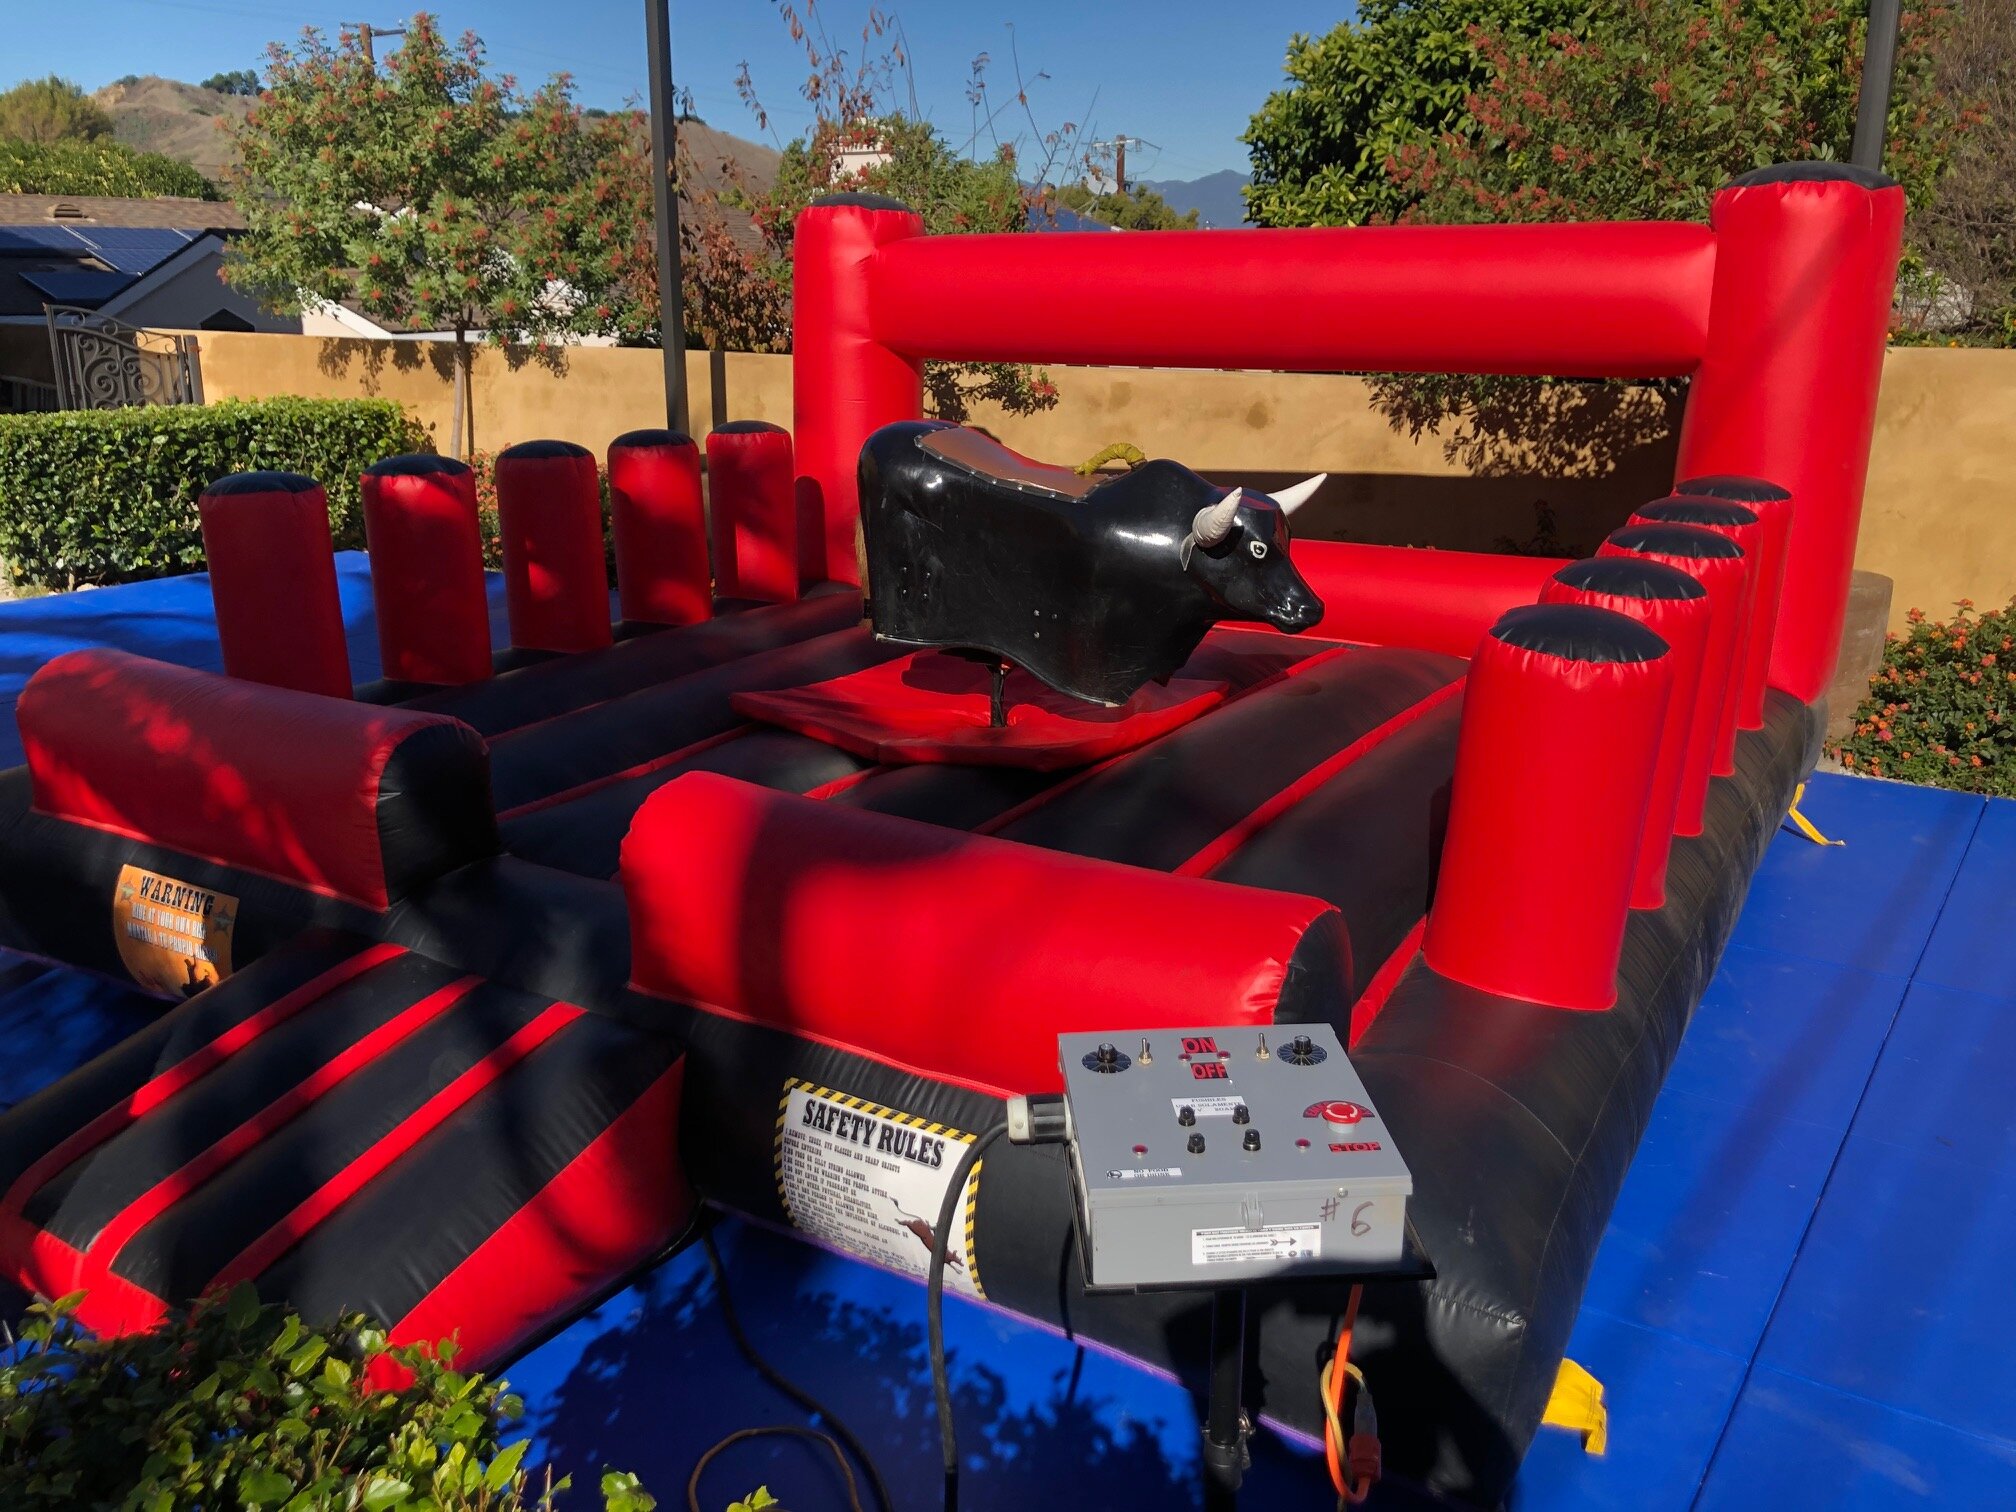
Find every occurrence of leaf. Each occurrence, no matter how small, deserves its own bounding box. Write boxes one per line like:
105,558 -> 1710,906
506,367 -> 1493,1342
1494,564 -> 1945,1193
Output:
359,1476 -> 414,1511
484,1437 -> 530,1491
237,1466 -> 294,1506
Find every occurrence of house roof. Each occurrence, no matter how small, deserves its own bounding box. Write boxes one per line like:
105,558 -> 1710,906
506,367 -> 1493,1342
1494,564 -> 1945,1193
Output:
0,194 -> 245,230
0,214 -> 231,320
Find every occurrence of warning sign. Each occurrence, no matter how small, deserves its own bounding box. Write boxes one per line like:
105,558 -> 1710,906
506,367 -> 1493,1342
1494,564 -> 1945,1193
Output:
112,864 -> 236,998
776,1081 -> 986,1299
1191,1222 -> 1324,1267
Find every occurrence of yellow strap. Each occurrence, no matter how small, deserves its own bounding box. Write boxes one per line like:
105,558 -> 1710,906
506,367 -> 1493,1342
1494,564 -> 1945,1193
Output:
1074,442 -> 1146,475
1542,1357 -> 1608,1456
1786,782 -> 1845,846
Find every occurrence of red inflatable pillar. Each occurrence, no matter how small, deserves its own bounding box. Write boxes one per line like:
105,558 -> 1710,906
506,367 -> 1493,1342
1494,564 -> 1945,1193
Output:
1630,497 -> 1767,732
493,440 -> 612,654
1674,164 -> 1905,703
792,193 -> 926,586
1423,603 -> 1674,1010
608,429 -> 708,628
1671,475 -> 1794,728
197,471 -> 352,700
1541,557 -> 1711,910
1598,523 -> 1746,832
360,454 -> 493,686
706,422 -> 798,604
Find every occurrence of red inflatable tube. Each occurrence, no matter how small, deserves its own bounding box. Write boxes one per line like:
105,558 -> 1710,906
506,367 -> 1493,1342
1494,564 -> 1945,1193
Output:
1292,541 -> 1564,656
1598,524 -> 1748,832
17,650 -> 492,909
1630,498 -> 1767,731
1423,604 -> 1673,1011
198,472 -> 352,700
1671,476 -> 1794,729
1673,166 -> 1905,703
792,195 -> 926,586
1541,559 -> 1711,910
608,429 -> 709,627
622,771 -> 1346,1096
706,422 -> 799,603
361,455 -> 493,686
866,222 -> 1714,377
494,440 -> 613,654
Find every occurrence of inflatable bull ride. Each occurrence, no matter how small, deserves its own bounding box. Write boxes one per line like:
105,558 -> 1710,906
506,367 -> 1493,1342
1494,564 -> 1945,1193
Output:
0,163 -> 1902,1506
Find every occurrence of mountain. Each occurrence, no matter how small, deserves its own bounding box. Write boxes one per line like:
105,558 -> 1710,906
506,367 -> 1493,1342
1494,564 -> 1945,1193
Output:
95,76 -> 252,182
1138,169 -> 1251,229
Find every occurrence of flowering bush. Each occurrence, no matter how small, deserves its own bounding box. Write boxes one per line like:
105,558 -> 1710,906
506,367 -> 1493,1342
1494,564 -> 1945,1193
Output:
1831,597 -> 2016,796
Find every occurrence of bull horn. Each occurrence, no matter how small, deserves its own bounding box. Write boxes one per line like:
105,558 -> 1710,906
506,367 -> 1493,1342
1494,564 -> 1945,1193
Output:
1267,473 -> 1327,515
1191,491 -> 1242,548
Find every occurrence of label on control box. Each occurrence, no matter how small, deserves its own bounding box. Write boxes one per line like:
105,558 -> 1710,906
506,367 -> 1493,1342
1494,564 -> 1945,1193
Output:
1191,1222 -> 1323,1267
1170,1095 -> 1246,1119
776,1080 -> 986,1299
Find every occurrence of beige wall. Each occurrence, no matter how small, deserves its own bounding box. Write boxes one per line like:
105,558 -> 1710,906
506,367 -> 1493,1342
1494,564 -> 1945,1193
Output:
173,329 -> 2016,629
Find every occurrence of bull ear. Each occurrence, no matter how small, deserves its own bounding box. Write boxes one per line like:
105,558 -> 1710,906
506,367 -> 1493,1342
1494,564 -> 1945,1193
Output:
1190,492 -> 1242,548
1266,473 -> 1327,516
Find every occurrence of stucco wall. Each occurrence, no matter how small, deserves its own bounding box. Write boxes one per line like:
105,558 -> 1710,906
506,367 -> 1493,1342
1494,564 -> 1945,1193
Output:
172,329 -> 2016,629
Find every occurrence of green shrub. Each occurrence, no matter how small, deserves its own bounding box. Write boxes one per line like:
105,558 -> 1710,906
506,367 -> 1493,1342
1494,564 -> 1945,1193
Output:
0,137 -> 217,198
0,398 -> 426,590
0,1288 -> 655,1511
1831,597 -> 2016,797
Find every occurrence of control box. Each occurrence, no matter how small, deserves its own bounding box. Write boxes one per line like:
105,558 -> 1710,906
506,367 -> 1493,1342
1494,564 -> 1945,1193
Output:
1060,1024 -> 1411,1289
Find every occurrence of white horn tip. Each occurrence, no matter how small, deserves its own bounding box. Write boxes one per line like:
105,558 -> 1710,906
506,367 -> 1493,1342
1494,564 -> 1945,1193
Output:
1269,473 -> 1328,515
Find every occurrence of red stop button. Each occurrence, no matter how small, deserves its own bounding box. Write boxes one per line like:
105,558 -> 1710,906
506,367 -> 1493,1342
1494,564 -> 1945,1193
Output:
1320,1100 -> 1370,1128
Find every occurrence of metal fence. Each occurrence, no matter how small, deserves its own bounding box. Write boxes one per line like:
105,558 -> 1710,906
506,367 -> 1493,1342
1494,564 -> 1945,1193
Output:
44,305 -> 202,411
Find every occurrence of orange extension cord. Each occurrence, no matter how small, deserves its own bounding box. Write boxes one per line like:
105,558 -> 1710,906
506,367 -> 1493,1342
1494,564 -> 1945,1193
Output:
1321,1283 -> 1382,1505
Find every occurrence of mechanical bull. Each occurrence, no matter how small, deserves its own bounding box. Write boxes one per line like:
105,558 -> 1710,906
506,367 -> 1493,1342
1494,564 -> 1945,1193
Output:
858,421 -> 1326,706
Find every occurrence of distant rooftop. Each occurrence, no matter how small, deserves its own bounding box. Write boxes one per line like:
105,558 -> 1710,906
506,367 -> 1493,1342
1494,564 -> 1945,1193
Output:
0,194 -> 244,231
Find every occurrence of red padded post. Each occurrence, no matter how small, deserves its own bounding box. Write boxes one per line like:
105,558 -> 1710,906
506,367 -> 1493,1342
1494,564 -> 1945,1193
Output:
1630,497 -> 1766,731
608,429 -> 709,627
1293,541 -> 1565,656
198,471 -> 351,700
360,454 -> 492,686
705,422 -> 798,604
1422,604 -> 1673,1010
494,439 -> 612,654
1674,165 -> 1906,703
1671,476 -> 1793,728
1541,558 -> 1711,910
621,771 -> 1346,1095
1599,523 -> 1749,826
792,194 -> 926,586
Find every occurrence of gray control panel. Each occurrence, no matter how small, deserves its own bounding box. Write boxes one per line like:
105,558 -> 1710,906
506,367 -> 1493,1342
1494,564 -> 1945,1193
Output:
1060,1024 -> 1411,1289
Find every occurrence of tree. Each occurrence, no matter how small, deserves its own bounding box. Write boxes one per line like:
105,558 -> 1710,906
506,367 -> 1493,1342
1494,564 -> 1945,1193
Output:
0,75 -> 113,144
1048,183 -> 1200,230
201,69 -> 261,96
1243,0 -> 1589,228
0,138 -> 215,198
222,15 -> 645,454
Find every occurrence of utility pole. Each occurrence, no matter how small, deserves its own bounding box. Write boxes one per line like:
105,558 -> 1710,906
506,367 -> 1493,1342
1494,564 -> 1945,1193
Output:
1851,0 -> 1903,172
644,0 -> 688,434
1115,135 -> 1127,195
345,21 -> 405,69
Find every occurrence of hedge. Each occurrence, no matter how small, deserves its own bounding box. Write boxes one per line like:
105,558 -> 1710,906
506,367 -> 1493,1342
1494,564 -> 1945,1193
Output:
1831,595 -> 2016,797
0,398 -> 427,591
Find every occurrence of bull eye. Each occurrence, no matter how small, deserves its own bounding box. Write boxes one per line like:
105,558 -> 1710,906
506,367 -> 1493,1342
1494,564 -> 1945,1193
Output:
1249,540 -> 1269,560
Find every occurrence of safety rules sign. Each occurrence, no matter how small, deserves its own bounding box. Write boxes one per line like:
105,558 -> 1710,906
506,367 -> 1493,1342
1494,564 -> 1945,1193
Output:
776,1080 -> 986,1299
112,864 -> 236,998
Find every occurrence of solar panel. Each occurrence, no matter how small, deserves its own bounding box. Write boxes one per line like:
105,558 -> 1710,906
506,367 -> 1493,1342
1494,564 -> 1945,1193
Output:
19,269 -> 135,306
0,226 -> 87,254
66,227 -> 200,275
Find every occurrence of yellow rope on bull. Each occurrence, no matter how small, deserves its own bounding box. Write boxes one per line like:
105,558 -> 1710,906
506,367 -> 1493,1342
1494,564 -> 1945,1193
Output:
1074,442 -> 1146,475
1787,781 -> 1845,846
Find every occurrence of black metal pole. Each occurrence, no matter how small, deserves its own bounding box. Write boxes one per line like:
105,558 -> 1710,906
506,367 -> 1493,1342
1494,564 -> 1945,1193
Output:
1852,0 -> 1903,173
644,0 -> 689,434
1202,1288 -> 1249,1510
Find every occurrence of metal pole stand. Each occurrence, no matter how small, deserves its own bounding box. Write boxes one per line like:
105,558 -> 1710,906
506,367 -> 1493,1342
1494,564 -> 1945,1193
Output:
1202,1287 -> 1251,1510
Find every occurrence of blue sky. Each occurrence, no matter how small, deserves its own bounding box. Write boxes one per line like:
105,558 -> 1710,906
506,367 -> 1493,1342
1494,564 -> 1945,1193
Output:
9,1 -> 1354,180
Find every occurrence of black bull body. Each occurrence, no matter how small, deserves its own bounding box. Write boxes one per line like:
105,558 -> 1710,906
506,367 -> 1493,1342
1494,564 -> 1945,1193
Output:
858,422 -> 1326,706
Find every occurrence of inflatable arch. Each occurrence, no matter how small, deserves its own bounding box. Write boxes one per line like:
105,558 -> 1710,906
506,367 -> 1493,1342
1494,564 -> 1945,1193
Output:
0,162 -> 1902,1505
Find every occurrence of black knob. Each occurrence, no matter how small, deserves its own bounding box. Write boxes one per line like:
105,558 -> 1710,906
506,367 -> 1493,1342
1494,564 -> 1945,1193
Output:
1095,1041 -> 1119,1065
1177,1105 -> 1197,1127
1242,1129 -> 1262,1152
1231,1104 -> 1250,1125
1290,1035 -> 1314,1057
1187,1132 -> 1206,1154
